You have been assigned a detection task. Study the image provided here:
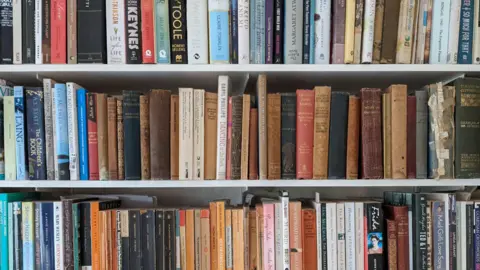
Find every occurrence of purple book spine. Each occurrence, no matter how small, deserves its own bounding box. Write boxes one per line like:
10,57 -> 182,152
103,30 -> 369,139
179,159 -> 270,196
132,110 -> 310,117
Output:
332,0 -> 346,64
265,0 -> 274,63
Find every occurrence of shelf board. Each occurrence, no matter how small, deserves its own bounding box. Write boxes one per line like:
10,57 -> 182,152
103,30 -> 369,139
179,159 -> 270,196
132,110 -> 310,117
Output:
0,180 -> 477,188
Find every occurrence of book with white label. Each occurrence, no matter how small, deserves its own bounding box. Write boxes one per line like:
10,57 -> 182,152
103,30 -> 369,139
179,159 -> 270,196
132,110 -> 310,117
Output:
276,191 -> 290,270
354,202 -> 364,270
216,76 -> 229,179
284,0 -> 303,63
336,202 -> 346,270
193,89 -> 205,179
326,202 -> 337,270
187,0 -> 209,63
12,0 -> 22,64
447,0 -> 461,63
361,0 -> 376,63
106,0 -> 126,64
344,202 -> 355,270
314,0 -> 331,64
396,0 -> 416,63
429,0 -> 451,64
66,83 -> 81,180
179,88 -> 194,180
238,0 -> 250,64
35,0 -> 42,64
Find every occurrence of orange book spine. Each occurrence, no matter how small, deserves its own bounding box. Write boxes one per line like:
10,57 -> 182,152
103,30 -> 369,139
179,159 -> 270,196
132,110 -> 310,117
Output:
216,201 -> 226,270
106,210 -> 112,270
346,96 -> 360,179
232,209 -> 245,270
302,209 -> 317,270
289,202 -> 303,270
186,209 -> 195,270
248,210 -> 257,270
140,95 -> 151,179
248,109 -> 258,180
96,93 -> 109,180
99,210 -> 106,269
91,202 -> 100,270
200,209 -> 211,270
107,97 -> 118,180
210,202 -> 218,270
180,210 -> 187,270
267,94 -> 281,179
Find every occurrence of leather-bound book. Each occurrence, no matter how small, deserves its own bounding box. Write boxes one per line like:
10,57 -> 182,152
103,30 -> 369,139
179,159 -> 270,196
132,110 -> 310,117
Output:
386,219 -> 398,270
360,88 -> 383,179
96,93 -> 109,180
281,93 -> 296,179
107,97 -> 118,180
204,92 -> 218,180
123,91 -> 141,180
249,109 -> 259,180
116,99 -> 124,179
149,89 -> 171,179
140,95 -> 151,179
267,93 -> 281,179
385,205 -> 409,270
346,96 -> 360,179
380,0 -> 401,63
87,93 -> 99,180
302,208 -> 317,270
296,90 -> 314,179
257,75 -> 268,179
332,0 -> 346,64
415,90 -> 428,179
373,0 -> 385,63
171,95 -> 179,180
231,96 -> 243,179
241,95 -> 251,179
327,92 -> 349,179
407,96 -> 416,179
386,85 -> 407,179
313,87 -> 331,179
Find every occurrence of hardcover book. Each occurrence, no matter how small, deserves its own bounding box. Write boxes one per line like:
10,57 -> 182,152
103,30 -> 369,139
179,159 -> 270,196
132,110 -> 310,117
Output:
25,87 -> 46,180
387,85 -> 407,179
107,97 -> 118,180
327,92 -> 349,179
123,91 -> 142,180
140,95 -> 150,179
281,93 -> 296,179
372,0 -> 385,63
407,96 -> 416,178
380,0 -> 401,63
117,99 -> 124,179
415,90 -> 428,179
231,96 -> 243,179
96,94 -> 109,180
77,0 -> 106,63
332,0 -> 346,63
267,94 -> 280,179
171,95 -> 180,180
249,108 -> 259,179
241,95 -> 250,179
312,86 -> 331,179
257,75 -> 268,179
150,90 -> 171,179
204,92 -> 218,180
296,90 -> 314,179
346,96 -> 360,179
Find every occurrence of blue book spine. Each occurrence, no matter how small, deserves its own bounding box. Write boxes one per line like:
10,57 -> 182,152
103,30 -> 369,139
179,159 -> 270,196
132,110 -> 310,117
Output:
309,0 -> 315,64
76,89 -> 89,180
40,202 -> 54,270
250,0 -> 256,63
254,0 -> 266,63
457,0 -> 474,64
231,0 -> 239,63
175,210 -> 180,270
53,84 -> 70,180
22,203 -> 34,270
208,0 -> 231,63
25,88 -> 46,180
433,201 -> 446,269
14,86 -> 26,180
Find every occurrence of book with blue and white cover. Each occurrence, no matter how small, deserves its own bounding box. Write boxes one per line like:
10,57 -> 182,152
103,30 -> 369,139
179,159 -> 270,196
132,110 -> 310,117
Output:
40,202 -> 54,270
22,202 -> 34,270
25,87 -> 46,180
76,88 -> 89,180
53,84 -> 70,180
14,86 -> 26,180
457,0 -> 474,64
254,0 -> 266,63
66,83 -> 80,180
208,0 -> 230,63
155,0 -> 171,64
429,0 -> 451,64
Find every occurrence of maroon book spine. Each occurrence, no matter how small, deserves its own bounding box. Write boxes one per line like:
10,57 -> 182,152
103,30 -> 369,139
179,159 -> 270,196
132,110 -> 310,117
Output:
296,90 -> 315,179
332,0 -> 346,64
360,88 -> 383,179
407,96 -> 416,179
385,206 -> 409,270
87,93 -> 99,180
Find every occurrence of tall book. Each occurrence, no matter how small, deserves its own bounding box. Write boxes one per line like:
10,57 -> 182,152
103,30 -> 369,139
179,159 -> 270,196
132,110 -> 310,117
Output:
4,97 -> 16,180
386,219 -> 397,269
41,0 -> 51,63
380,0 -> 401,63
407,96 -> 416,178
141,0 -> 155,63
66,83 -> 80,180
0,0 -> 13,64
361,0 -> 375,63
415,90 -> 428,179
227,99 -> 232,179
346,96 -> 360,179
238,0 -> 250,64
87,93 -> 99,180
187,0 -> 208,63
332,0 -> 346,63
280,93 -> 296,179
51,0 -> 66,63
231,96 -> 243,179
385,205 -> 409,269
457,0 -> 474,64
117,100 -> 124,179
241,95 -> 250,179
204,92 -> 218,179
386,85 -> 407,179
216,77 -> 230,179
395,0 -> 416,63
200,209 -> 210,270
53,84 -> 70,180
123,91 -> 141,180
302,208 -> 316,270
284,0 -> 303,63
423,0 -> 433,63
365,202 -> 384,269
171,95 -> 180,180
155,0 -> 171,63
25,87 -> 46,180
429,0 -> 451,63
447,0 -> 461,63
96,93 -> 109,180
312,86 -> 331,179
266,0 -> 274,64
414,0 -> 428,63
383,93 -> 392,179
276,192 -> 290,270
140,95 -> 150,179
314,0 -> 331,63
301,0 -> 311,63
194,90 -> 205,179
179,88 -> 194,180
150,90 -> 171,179
106,0 -> 126,64
67,0 -> 77,64
326,203 -> 337,269
216,201 -> 226,270
170,0 -> 188,64
345,202 -> 356,269
43,79 -> 55,180
77,0 -> 106,63
344,0 -> 355,63
14,86 -> 26,180
107,97 -> 118,179
327,92 -> 349,179
360,88 -> 383,179
249,108 -> 259,180
257,75 -> 268,179
352,0 -> 364,64
267,94 -> 280,179
289,202 -> 302,270
22,0 -> 35,63
252,0 -> 265,64
296,90 -> 314,179
125,0 -> 142,64
262,204 -> 275,270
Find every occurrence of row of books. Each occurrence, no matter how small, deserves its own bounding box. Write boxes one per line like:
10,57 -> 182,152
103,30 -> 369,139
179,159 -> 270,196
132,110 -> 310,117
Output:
0,0 -> 476,65
0,190 -> 473,270
1,74 -> 480,180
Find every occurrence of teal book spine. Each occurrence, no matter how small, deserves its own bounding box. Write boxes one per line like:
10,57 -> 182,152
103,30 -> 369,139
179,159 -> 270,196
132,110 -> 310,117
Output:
73,203 -> 80,270
309,0 -> 315,64
14,86 -> 26,180
155,0 -> 171,63
53,84 -> 70,180
208,0 -> 230,63
22,202 -> 34,270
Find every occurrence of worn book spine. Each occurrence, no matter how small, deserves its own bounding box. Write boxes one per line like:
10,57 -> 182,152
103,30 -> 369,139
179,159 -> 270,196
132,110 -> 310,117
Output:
116,100 -> 124,180
249,108 -> 259,179
22,0 -> 35,63
170,0 -> 188,64
194,90 -> 205,180
352,0 -> 364,63
53,84 -> 70,180
125,0 -> 142,64
204,92 -> 218,179
154,0 -> 170,63
0,0 -> 13,64
387,219 -> 398,270
50,0 -> 66,63
139,95 -> 150,179
66,0 -> 76,64
239,0 -> 250,64
395,0 -> 416,63
87,93 -> 99,180
327,92 -> 349,179
312,86 -> 331,179
13,87 -> 26,180
284,0 -> 303,63
380,0 -> 401,63
296,90 -> 314,179
302,209 -> 316,270
179,88 -> 194,180
332,0 -> 346,63
119,210 -> 129,270
273,0 -> 283,63
343,0 -> 355,63
149,90 -> 171,179
407,96 -> 416,178
230,96 -> 243,179
267,94 -> 281,179
66,83 -> 80,180
77,0 -> 106,63
361,0 -> 375,63
141,0 -> 155,63
458,0 -> 474,64
415,90 -> 428,179
383,93 -> 392,178
257,75 -> 268,179
388,85 -> 407,179
366,202 -> 384,270
414,0 -> 428,63
217,77 -> 230,179
346,96 -> 360,179
208,0 -> 230,63
123,91 -> 141,180
289,202 -> 302,270
106,0 -> 126,64
96,94 -> 109,180
25,88 -> 46,180
171,95 -> 180,180
280,94 -> 296,179
210,203 -> 218,270
386,205 -> 409,269
241,95 -> 250,179
107,97 -> 118,180
76,89 -> 89,180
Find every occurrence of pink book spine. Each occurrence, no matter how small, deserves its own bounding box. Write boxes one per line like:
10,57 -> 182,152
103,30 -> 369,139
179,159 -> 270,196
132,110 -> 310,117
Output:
263,203 -> 275,270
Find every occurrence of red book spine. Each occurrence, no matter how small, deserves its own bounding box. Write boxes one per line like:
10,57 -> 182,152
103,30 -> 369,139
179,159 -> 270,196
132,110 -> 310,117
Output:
360,88 -> 383,179
51,0 -> 67,63
226,97 -> 233,179
407,96 -> 416,179
141,0 -> 155,63
296,90 -> 314,179
87,93 -> 100,180
387,219 -> 398,270
386,206 -> 409,270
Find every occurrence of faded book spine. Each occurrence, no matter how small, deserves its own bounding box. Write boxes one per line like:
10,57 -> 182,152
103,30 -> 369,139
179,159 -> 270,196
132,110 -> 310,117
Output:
179,89 -> 194,180
150,90 -> 171,179
281,93 -> 296,179
289,202 -> 302,270
395,0 -> 416,63
344,0 -> 355,63
249,109 -> 259,180
332,0 -> 346,63
107,97 -> 118,180
241,95 -> 250,179
116,100 -> 124,180
123,91 -> 141,180
96,94 -> 109,180
388,85 -> 407,179
231,96 -> 243,179
140,95 -> 150,179
257,75 -> 268,179
423,0 -> 433,63
204,92 -> 218,180
125,0 -> 142,64
193,90 -> 204,180
217,77 -> 230,179
360,88 -> 383,179
380,0 -> 401,63
208,0 -> 230,63
415,90 -> 428,179
407,96 -> 416,178
312,86 -> 331,179
327,92 -> 349,179
171,95 -> 180,180
346,96 -> 360,179
267,94 -> 280,179
414,0 -> 428,63
296,90 -> 314,179
87,93 -> 99,180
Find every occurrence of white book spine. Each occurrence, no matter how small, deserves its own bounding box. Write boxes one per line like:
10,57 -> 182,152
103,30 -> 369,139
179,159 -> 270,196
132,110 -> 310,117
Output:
43,79 -> 55,180
226,221 -> 233,269
179,88 -> 194,180
216,76 -> 229,180
456,202 -> 465,270
193,89 -> 205,180
66,83 -> 80,180
361,0 -> 376,63
326,203 -> 337,270
344,202 -> 355,270
337,203 -> 346,270
280,195 -> 290,270
415,0 -> 428,63
53,202 -> 64,270
284,0 -> 303,63
408,208 -> 413,270
12,0 -> 22,64
274,203 -> 282,270
51,86 -> 58,180
106,0 -> 126,64
474,0 -> 480,63
430,0 -> 451,63
354,202 -> 364,270
187,0 -> 209,64
35,0 -> 42,64
314,0 -> 331,64
313,200 -> 321,270
447,0 -> 461,63
238,0 -> 250,64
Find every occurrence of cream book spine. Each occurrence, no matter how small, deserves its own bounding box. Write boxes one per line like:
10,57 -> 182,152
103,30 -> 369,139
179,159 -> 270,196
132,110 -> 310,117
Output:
12,0 -> 22,64
238,0 -> 250,64
4,97 -> 16,180
187,0 -> 209,63
354,202 -> 364,270
361,0 -> 376,63
396,0 -> 416,63
106,0 -> 126,64
193,89 -> 205,180
447,0 -> 461,63
179,88 -> 194,180
66,83 -> 80,180
344,0 -> 356,63
336,203 -> 346,270
414,0 -> 428,63
216,76 -> 230,179
344,202 -> 355,270
326,203 -> 337,270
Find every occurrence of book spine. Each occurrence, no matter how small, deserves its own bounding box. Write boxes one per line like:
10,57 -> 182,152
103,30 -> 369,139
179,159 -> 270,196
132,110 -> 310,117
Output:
25,88 -> 46,180
171,95 -> 179,180
106,0 -> 126,64
139,95 -> 150,179
129,210 -> 141,269
327,92 -> 349,179
266,94 -> 280,179
320,204 -> 327,270
216,77 -> 229,179
208,0 -> 230,63
326,203 -> 337,269
458,0 -> 474,63
308,0 -> 315,64
240,95 -> 250,179
87,93 -> 99,180
387,219 -> 398,270
366,203 -> 384,270
434,201 -> 447,270
77,0 -> 106,63
4,97 -> 16,180
1,0 -> 14,64
248,108 -> 258,179
429,0 -> 451,63
116,100 -> 124,180
62,201 -> 74,270
155,210 -> 164,270
262,205 -> 275,270
41,0 -> 50,63
154,0 -> 170,63
354,202 -> 364,270
414,194 -> 428,270
141,0 -> 155,63
204,93 -> 217,179
345,202 -> 356,270
66,0 -> 76,64
72,204 -> 80,270
314,0 -> 330,64
272,0 -> 282,63
257,76 -> 267,179
40,203 -> 54,270
449,195 -> 457,270
265,0 -> 274,63
302,209 -> 316,270
107,97 -> 118,180
76,89 -> 89,180
50,0 -> 66,63
0,100 -> 3,180
35,0 -> 42,63
34,203 -> 41,270
194,90 -> 205,179
149,90 -> 171,179
361,0 -> 375,63
225,210 -> 233,270
254,0 -> 265,63
395,0 -> 416,63
337,203 -> 346,269
200,210 -> 210,270
344,0 -> 355,63
284,0 -> 303,63
22,202 -> 34,270
360,88 -> 383,179
13,202 -> 22,270
423,0 -> 433,63
170,0 -> 188,64
296,90 -> 314,179
210,203 -> 217,270
125,0 -> 142,64
66,83 -> 79,180
54,202 -> 64,270
179,88 -> 193,180
352,0 -> 363,64
14,87 -> 26,180
194,210 -> 201,270
312,87 -> 331,179
53,84 -> 70,180
250,0 -> 256,63
141,210 -> 155,269
43,80 -> 54,180
280,94 -> 296,179
467,204 -> 474,270
332,0 -> 346,63
380,0 -> 401,63
231,0 -> 238,64
346,96 -> 360,179
238,0 -> 250,63
186,0 -> 208,63
407,96 -> 416,179
229,96 -> 242,179
447,0 -> 461,63
415,90 -> 428,179
289,202 -> 302,270
123,91 -> 141,180
22,0 -> 36,63
120,210 -> 130,270
414,0 -> 427,63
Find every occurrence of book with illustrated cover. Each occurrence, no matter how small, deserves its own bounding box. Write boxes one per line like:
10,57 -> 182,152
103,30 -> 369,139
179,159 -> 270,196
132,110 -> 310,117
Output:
14,86 -> 26,180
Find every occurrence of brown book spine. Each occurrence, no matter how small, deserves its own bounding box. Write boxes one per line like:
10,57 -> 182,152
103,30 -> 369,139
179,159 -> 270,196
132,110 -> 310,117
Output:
384,92 -> 392,178
360,88 -> 383,179
111,210 -> 118,270
346,96 -> 360,179
388,85 -> 407,179
149,90 -> 171,179
231,96 -> 243,179
313,87 -> 331,179
380,0 -> 401,63
204,92 -> 218,180
140,95 -> 151,179
67,0 -> 77,64
332,0 -> 346,63
296,90 -> 315,179
373,0 -> 385,63
96,93 -> 109,180
105,211 -> 112,270
210,202 -> 218,270
226,98 -> 233,179
302,209 -> 317,270
186,209 -> 195,270
225,209 -> 233,270
241,95 -> 251,179
387,219 -> 398,270
107,97 -> 118,180
257,75 -> 268,179
289,202 -> 303,270
248,109 -> 259,180
116,100 -> 125,180
407,96 -> 416,179
216,201 -> 226,270
267,94 -> 281,179
255,205 -> 264,270
385,206 -> 409,270
200,209 -> 211,270
171,95 -> 180,180
248,210 -> 257,270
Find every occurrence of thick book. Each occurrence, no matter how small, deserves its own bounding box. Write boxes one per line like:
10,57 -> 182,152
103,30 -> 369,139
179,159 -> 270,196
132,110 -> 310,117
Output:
179,88 -> 194,180
106,0 -> 126,64
380,0 -> 401,63
458,0 -> 474,64
284,0 -> 303,63
302,209 -> 317,270
140,95 -> 150,179
141,0 -> 155,63
395,0 -> 416,63
22,0 -> 35,63
171,95 -> 179,180
280,93 -> 296,179
125,0 -> 142,64
296,90 -> 314,179
257,75 -> 268,179
25,88 -> 46,180
14,87 -> 26,180
87,93 -> 99,180
415,90 -> 428,179
0,0 -> 13,64
123,91 -> 142,180
150,90 -> 171,179
385,205 -> 409,269
170,0 -> 187,63
312,86 -> 331,179
231,96 -> 243,179
386,85 -> 407,179
365,202 -> 384,269
249,108 -> 259,179
117,100 -> 124,179
77,0 -> 106,63
327,92 -> 349,179
267,94 -> 280,179
187,0 -> 208,63
107,97 -> 118,179
208,0 -> 229,63
407,96 -> 416,178
346,96 -> 360,179
50,0 -> 66,63
217,77 -> 230,179
154,0 -> 171,63
204,92 -> 218,180
66,83 -> 80,180
227,98 -> 233,179
96,94 -> 109,180
53,84 -> 70,180
332,0 -> 346,63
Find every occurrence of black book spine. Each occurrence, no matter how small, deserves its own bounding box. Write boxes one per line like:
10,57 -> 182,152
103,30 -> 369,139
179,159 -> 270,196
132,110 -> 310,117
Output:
79,203 -> 92,269
449,194 -> 457,270
365,202 -> 384,270
327,92 -> 349,179
125,0 -> 142,64
273,0 -> 283,63
302,0 -> 310,64
42,0 -> 50,63
320,203 -> 327,270
165,210 -> 175,270
121,210 -> 130,270
467,204 -> 474,270
77,0 -> 106,63
156,210 -> 164,270
41,202 -> 55,270
231,0 -> 238,64
0,0 -> 13,64
413,193 -> 428,270
34,202 -> 41,270
142,210 -> 156,269
123,91 -> 141,180
169,0 -> 187,64
63,200 -> 74,270
129,210 -> 142,269
26,88 -> 46,180
13,202 -> 22,270
280,93 -> 296,179
22,0 -> 35,63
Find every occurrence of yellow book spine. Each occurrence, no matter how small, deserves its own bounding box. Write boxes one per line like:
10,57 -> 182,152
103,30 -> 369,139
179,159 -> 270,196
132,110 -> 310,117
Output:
4,97 -> 16,180
344,0 -> 356,63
